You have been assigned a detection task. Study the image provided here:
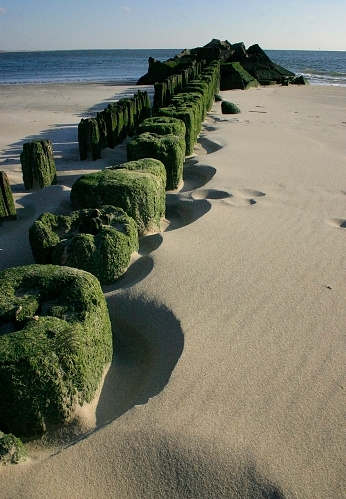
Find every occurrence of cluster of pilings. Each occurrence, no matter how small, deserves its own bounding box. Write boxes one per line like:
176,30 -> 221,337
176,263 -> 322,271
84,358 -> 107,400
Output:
155,60 -> 221,155
78,90 -> 151,161
153,60 -> 203,112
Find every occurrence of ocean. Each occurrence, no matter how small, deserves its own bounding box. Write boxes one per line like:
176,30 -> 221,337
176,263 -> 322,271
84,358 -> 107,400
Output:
0,48 -> 345,86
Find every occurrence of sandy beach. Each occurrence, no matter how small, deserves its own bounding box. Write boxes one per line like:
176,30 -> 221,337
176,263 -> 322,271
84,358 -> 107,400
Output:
0,82 -> 345,498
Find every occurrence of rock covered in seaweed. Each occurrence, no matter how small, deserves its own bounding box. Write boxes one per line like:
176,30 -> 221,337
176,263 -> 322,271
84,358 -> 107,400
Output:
0,432 -> 27,464
221,101 -> 241,114
127,132 -> 185,191
70,158 -> 166,234
29,206 -> 139,284
137,38 -> 297,89
0,264 -> 112,437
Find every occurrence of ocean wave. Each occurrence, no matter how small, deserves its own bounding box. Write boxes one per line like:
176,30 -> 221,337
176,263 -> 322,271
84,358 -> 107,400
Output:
300,72 -> 346,86
303,68 -> 346,77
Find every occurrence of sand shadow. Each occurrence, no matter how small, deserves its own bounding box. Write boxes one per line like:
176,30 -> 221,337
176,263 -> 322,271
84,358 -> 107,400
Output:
104,430 -> 286,499
101,234 -> 163,292
0,186 -> 72,271
325,217 -> 346,229
196,136 -> 223,155
164,195 -> 211,231
96,293 -> 184,425
181,163 -> 216,192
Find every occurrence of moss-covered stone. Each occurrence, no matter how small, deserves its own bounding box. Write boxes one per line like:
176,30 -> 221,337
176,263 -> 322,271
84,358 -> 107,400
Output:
29,206 -> 139,284
70,159 -> 166,234
127,132 -> 185,190
221,101 -> 241,114
0,264 -> 112,437
110,158 -> 167,187
137,116 -> 186,140
0,432 -> 27,464
182,80 -> 210,116
292,75 -> 310,85
157,105 -> 196,156
220,62 -> 259,90
20,140 -> 57,190
171,92 -> 204,140
242,44 -> 295,85
0,171 -> 17,221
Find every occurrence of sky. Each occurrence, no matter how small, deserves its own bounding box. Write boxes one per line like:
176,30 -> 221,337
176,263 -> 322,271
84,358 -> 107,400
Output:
0,0 -> 345,52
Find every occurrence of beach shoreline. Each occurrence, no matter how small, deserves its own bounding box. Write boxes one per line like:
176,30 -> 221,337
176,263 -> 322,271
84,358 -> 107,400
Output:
1,83 -> 345,498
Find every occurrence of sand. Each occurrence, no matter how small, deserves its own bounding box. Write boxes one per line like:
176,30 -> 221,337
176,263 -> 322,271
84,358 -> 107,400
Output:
0,82 -> 345,498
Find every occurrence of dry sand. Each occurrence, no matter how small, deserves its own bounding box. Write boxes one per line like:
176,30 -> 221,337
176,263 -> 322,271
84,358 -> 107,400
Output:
0,83 -> 345,498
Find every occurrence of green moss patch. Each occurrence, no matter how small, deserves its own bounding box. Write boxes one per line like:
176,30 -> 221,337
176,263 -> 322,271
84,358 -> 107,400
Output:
137,116 -> 186,139
0,432 -> 27,464
70,159 -> 166,234
0,265 -> 112,437
220,62 -> 259,90
29,206 -> 139,284
221,101 -> 241,114
127,132 -> 185,190
157,106 -> 197,157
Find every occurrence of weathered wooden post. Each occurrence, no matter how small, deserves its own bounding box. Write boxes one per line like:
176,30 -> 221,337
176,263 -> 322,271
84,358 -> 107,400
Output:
0,171 -> 17,221
20,139 -> 56,189
96,112 -> 108,150
78,118 -> 101,161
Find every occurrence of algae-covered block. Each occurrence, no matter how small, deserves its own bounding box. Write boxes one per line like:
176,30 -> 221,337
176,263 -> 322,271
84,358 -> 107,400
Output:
29,206 -> 139,284
127,132 -> 185,190
137,116 -> 186,139
70,158 -> 166,234
112,158 -> 167,188
220,62 -> 259,90
0,264 -> 112,437
292,75 -> 310,85
0,171 -> 17,221
157,106 -> 196,156
221,101 -> 241,114
20,139 -> 57,190
242,44 -> 295,85
171,92 -> 204,140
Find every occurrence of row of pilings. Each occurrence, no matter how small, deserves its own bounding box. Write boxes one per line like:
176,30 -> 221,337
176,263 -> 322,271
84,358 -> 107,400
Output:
78,90 -> 151,161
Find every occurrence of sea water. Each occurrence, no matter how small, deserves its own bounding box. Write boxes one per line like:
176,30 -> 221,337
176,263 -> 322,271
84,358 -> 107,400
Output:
0,48 -> 345,86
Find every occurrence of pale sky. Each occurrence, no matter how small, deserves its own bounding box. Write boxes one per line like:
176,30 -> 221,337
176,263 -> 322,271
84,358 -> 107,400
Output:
0,0 -> 345,52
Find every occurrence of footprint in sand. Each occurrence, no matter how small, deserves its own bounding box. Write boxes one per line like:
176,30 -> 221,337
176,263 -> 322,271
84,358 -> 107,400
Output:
325,217 -> 346,229
191,188 -> 231,200
181,162 -> 216,192
216,188 -> 266,207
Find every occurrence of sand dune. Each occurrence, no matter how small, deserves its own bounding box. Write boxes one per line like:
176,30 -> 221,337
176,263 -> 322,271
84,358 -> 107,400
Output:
0,83 -> 345,498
